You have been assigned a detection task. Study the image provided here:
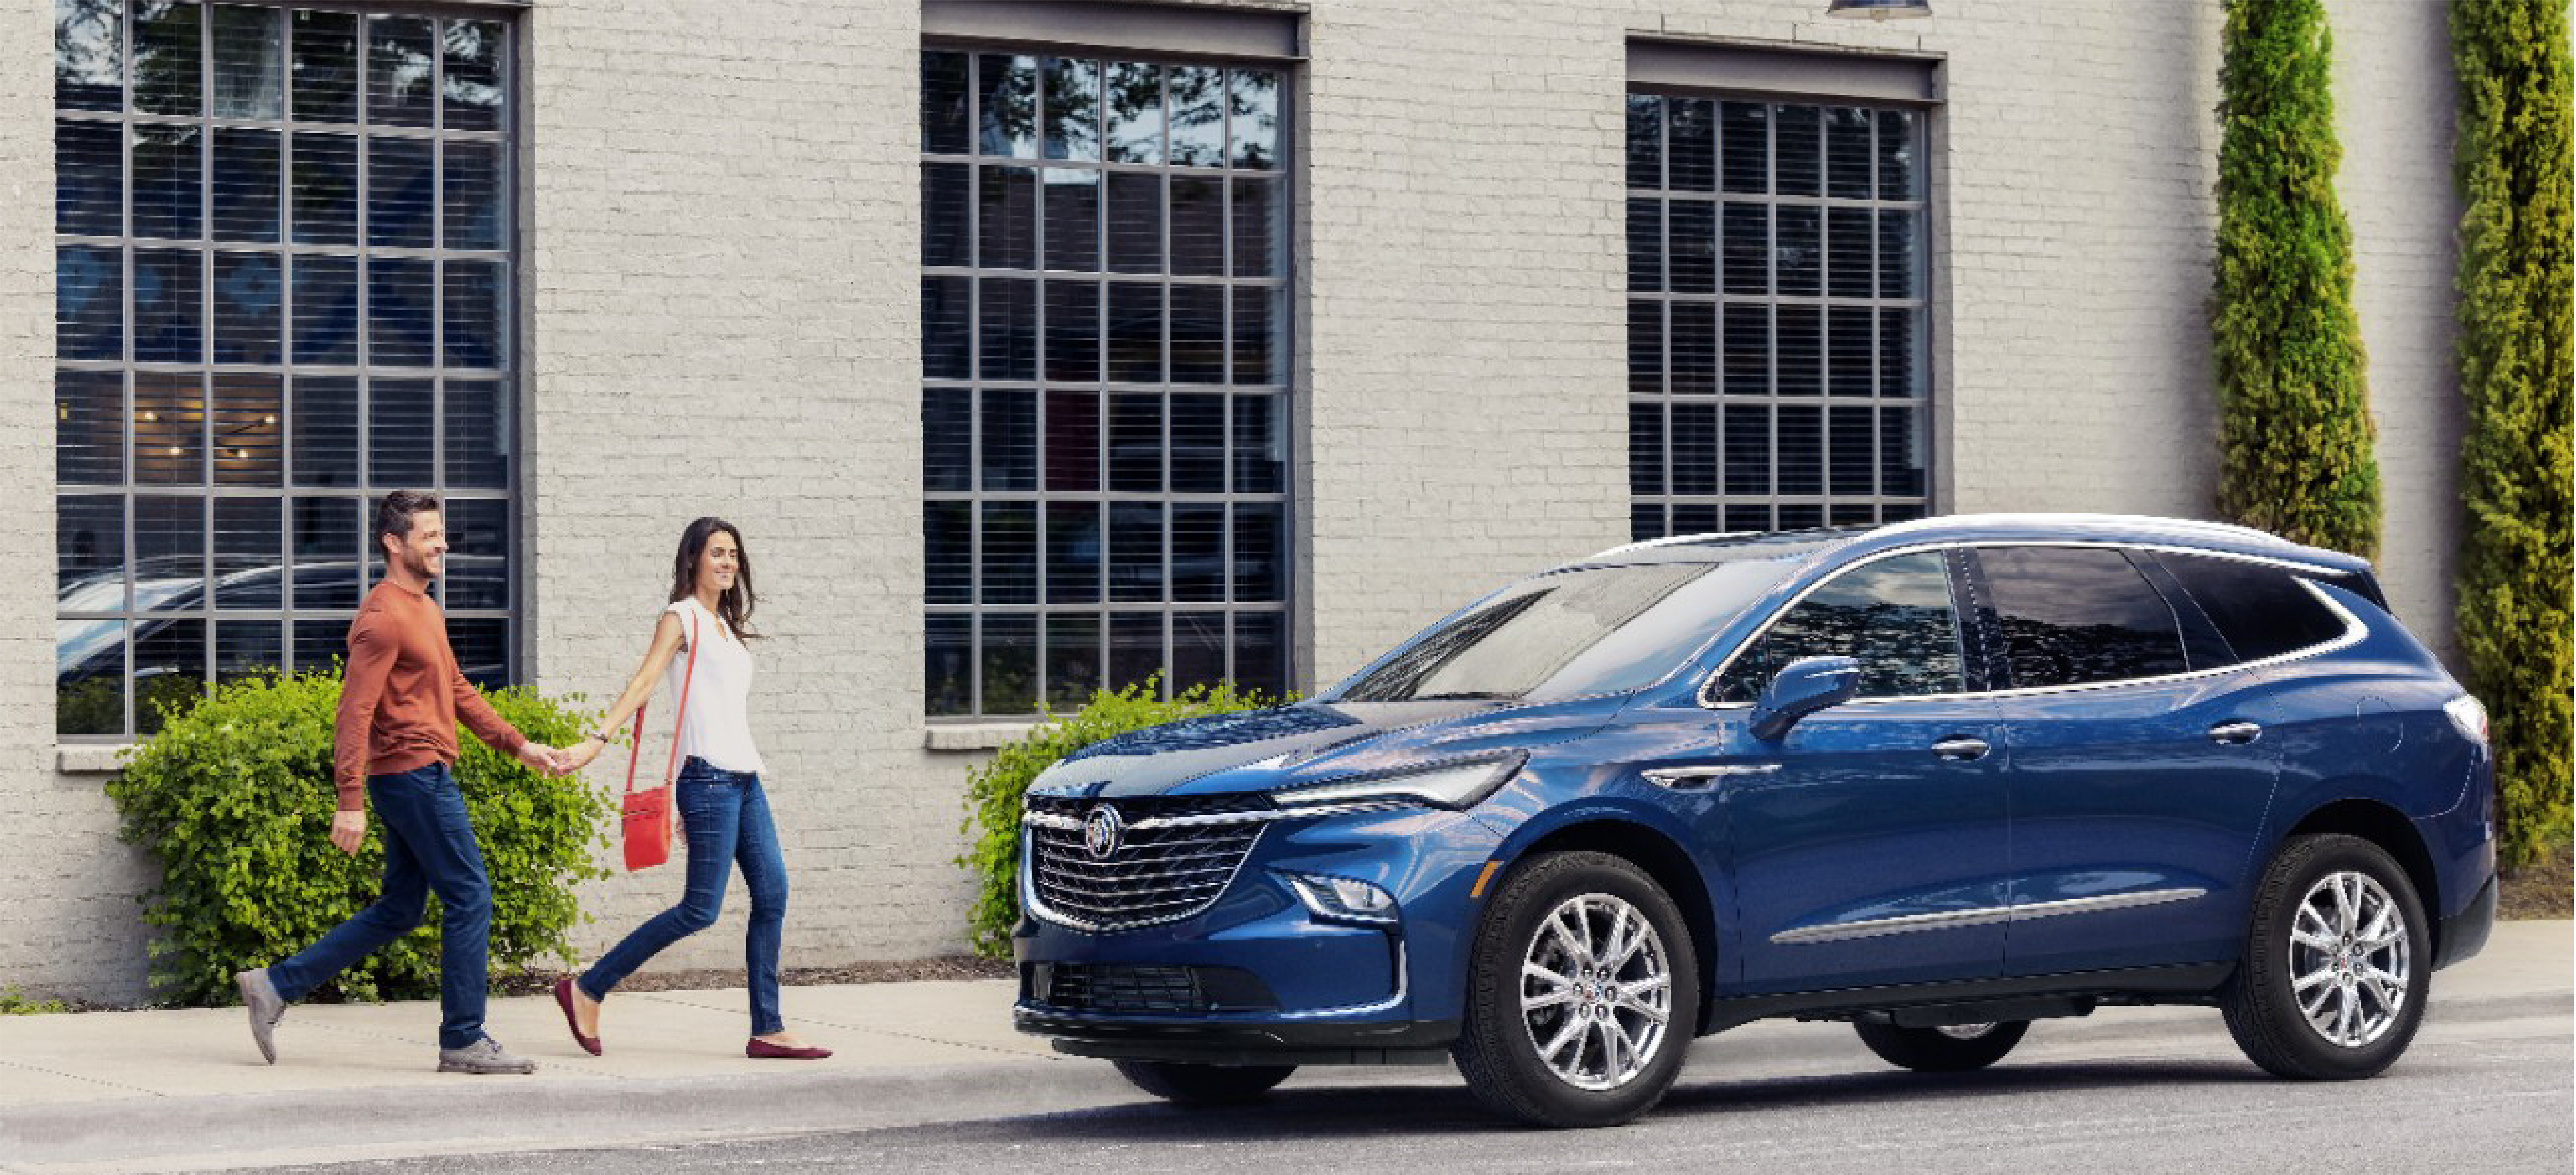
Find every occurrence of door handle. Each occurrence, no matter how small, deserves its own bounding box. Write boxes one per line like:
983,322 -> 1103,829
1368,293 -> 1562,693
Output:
2208,721 -> 2263,746
1929,737 -> 1990,762
1643,763 -> 1779,790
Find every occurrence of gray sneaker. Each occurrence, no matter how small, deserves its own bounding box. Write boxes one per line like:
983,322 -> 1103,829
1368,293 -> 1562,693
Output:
234,969 -> 284,1065
436,1035 -> 537,1075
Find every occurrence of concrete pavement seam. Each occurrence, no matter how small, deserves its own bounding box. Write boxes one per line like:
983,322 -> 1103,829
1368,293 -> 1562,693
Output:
0,1060 -> 163,1100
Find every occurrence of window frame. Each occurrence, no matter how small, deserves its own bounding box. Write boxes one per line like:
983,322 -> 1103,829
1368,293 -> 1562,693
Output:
919,41 -> 1297,720
51,0 -> 524,742
1699,541 -> 2369,710
1623,83 -> 1937,540
1705,547 -> 1967,705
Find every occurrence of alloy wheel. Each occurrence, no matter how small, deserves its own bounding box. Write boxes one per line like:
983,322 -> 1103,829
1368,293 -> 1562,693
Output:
1519,893 -> 1673,1092
2290,870 -> 2412,1048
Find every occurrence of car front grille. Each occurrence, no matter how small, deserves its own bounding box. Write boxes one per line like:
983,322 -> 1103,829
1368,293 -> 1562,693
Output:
1023,794 -> 1272,931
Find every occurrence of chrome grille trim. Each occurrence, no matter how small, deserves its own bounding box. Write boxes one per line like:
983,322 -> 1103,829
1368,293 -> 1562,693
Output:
1021,801 -> 1265,932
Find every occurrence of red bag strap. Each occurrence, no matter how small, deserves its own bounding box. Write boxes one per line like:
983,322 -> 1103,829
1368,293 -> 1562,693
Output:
624,606 -> 701,796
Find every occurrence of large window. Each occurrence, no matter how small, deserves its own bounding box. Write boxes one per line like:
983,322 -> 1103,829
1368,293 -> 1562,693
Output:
921,48 -> 1289,718
1624,92 -> 1928,540
53,1 -> 517,739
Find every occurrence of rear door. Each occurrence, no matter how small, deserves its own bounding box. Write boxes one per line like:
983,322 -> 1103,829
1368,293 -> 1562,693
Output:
1970,545 -> 2282,975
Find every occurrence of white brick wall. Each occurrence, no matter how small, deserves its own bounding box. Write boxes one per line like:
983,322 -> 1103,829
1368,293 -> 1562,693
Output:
524,0 -> 940,973
1,0 -> 2474,1002
3,0 -> 160,1006
2330,0 -> 2463,666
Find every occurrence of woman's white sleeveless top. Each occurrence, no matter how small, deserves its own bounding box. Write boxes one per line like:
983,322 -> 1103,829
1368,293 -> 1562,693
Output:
661,597 -> 764,774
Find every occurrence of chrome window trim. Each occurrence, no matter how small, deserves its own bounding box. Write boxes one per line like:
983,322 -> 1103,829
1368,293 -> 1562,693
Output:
1698,539 -> 2369,711
1769,887 -> 2207,945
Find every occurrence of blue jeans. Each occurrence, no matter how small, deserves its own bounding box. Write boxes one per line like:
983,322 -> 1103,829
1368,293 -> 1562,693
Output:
580,758 -> 789,1036
268,763 -> 492,1051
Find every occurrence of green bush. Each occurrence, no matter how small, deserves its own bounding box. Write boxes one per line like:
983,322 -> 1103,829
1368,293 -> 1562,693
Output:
2212,0 -> 2381,559
104,669 -> 615,1007
3,985 -> 72,1015
956,679 -> 1277,958
2451,0 -> 2574,869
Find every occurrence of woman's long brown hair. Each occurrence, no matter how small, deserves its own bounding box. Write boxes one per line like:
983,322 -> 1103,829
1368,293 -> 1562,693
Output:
669,517 -> 761,640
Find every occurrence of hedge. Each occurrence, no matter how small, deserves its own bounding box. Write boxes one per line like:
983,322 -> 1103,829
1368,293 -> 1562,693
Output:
2212,0 -> 2381,560
2450,0 -> 2574,869
104,669 -> 614,1007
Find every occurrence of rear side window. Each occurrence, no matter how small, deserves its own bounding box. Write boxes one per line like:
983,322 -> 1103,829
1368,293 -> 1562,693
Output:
2155,553 -> 2350,663
1711,551 -> 1965,703
1978,547 -> 2189,690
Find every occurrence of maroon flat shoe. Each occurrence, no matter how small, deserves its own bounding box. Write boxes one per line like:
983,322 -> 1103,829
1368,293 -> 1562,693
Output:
746,1037 -> 831,1061
552,977 -> 601,1056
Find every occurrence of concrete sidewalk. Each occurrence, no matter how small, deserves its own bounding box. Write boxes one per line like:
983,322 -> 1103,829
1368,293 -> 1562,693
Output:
3,921 -> 2566,1173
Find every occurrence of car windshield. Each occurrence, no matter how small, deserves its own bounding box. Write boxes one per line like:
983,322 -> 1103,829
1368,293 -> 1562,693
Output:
1331,557 -> 1801,703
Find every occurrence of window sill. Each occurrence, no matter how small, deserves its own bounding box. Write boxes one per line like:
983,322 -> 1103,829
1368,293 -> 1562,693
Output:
924,721 -> 1048,752
57,744 -> 133,774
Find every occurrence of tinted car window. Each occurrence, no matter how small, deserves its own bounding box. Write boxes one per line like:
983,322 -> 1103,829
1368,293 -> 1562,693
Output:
2155,552 -> 2349,663
1980,547 -> 2188,689
1711,550 -> 1963,704
1336,560 -> 1795,703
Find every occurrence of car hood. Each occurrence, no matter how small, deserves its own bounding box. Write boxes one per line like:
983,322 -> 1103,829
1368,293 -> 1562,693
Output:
1026,696 -> 1624,799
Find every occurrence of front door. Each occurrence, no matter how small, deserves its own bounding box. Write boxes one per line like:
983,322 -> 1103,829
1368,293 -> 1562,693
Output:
1691,548 -> 2011,993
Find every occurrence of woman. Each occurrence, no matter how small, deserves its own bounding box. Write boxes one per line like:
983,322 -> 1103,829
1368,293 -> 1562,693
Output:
550,518 -> 829,1060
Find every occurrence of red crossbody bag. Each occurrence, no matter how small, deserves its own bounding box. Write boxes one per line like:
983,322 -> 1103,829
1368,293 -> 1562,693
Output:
621,607 -> 700,872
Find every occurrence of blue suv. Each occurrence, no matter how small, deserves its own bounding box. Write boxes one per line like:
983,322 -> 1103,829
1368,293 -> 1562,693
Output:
1010,515 -> 2497,1127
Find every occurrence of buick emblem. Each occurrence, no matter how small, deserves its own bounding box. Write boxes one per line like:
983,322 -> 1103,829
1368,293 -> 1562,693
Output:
1083,804 -> 1125,860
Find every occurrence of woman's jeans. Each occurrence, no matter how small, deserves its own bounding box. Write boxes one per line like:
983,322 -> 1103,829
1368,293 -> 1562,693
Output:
580,758 -> 789,1035
268,763 -> 492,1051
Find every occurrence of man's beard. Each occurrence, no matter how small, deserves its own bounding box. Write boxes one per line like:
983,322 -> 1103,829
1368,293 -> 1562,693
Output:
399,547 -> 439,581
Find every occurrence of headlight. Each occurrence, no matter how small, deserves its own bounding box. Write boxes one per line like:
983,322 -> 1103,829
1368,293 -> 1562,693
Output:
1271,753 -> 1524,810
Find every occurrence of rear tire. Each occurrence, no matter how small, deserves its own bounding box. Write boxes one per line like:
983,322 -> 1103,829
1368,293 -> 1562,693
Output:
1853,1019 -> 2028,1072
2221,833 -> 2430,1081
1111,1059 -> 1296,1105
1451,851 -> 1700,1129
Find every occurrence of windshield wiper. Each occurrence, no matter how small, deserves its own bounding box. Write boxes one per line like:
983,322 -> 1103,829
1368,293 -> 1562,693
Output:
1405,691 -> 1518,702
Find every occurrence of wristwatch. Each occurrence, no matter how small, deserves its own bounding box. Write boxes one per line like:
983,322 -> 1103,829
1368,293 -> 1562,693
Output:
588,730 -> 615,745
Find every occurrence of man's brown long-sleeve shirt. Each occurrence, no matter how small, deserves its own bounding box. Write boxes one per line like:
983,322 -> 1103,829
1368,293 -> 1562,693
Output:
334,578 -> 526,810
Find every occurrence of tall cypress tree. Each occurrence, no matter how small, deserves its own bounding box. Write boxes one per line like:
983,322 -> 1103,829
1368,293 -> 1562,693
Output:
2451,1 -> 2573,870
2212,0 -> 2380,559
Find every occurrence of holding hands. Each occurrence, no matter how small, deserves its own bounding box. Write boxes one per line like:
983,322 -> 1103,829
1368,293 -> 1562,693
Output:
513,735 -> 610,777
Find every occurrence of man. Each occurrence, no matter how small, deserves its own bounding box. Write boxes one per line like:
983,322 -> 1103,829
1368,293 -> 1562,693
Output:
234,490 -> 565,1074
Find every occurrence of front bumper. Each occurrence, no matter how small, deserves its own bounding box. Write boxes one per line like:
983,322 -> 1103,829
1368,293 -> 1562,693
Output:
1011,802 -> 1499,1064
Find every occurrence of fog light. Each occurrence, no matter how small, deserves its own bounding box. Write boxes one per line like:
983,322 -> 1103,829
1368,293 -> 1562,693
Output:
1284,873 -> 1398,925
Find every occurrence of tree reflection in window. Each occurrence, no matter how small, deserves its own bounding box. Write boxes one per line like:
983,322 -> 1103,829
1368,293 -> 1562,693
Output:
1712,550 -> 1961,703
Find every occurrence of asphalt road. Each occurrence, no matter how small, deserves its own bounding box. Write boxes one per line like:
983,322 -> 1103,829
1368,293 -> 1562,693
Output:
185,1003 -> 2572,1175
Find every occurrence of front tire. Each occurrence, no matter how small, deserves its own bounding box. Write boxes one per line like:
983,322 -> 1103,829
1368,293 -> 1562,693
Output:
2221,833 -> 2430,1081
1853,1019 -> 2029,1072
1111,1060 -> 1296,1105
1452,851 -> 1700,1129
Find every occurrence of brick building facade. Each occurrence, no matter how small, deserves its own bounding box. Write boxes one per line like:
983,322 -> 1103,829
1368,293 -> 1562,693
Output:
2,0 -> 2462,1003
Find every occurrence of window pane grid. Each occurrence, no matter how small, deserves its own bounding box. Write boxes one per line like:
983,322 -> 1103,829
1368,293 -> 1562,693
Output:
1626,92 -> 1927,542
924,48 -> 1288,718
54,3 -> 518,739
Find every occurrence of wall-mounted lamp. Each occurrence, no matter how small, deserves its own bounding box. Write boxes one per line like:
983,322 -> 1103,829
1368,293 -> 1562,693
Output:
1828,0 -> 1932,19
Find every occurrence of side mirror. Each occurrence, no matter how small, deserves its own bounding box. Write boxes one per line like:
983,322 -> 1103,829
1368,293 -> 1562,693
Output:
1749,656 -> 1861,741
